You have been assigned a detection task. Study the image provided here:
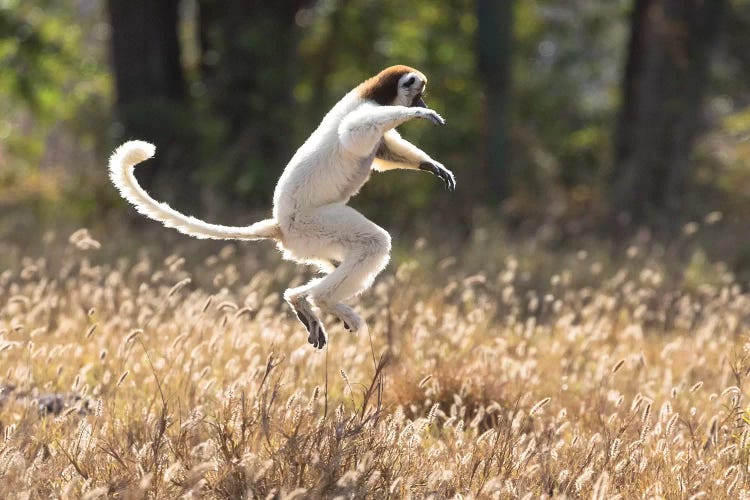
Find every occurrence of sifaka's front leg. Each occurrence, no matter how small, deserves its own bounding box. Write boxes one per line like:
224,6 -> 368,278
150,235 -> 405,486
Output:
373,130 -> 456,191
338,105 -> 445,158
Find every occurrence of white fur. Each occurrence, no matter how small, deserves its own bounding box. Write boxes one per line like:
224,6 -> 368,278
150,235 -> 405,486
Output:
108,69 -> 451,347
109,141 -> 279,241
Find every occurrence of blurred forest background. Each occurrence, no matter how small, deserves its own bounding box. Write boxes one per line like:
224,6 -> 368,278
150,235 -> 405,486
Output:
1,0 -> 749,275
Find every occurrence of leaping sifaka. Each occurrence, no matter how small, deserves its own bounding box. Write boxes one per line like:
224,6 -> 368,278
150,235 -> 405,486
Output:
109,65 -> 455,349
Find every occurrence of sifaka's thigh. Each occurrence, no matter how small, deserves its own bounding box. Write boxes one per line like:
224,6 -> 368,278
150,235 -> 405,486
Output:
280,205 -> 389,263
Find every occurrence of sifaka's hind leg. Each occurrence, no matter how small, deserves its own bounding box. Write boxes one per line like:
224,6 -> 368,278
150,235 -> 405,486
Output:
323,302 -> 365,333
281,205 -> 390,344
306,230 -> 390,308
281,257 -> 337,348
302,260 -> 357,338
284,284 -> 327,349
285,281 -> 363,340
305,216 -> 391,325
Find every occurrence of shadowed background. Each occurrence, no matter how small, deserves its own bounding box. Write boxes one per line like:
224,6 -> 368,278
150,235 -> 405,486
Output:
1,0 -> 749,272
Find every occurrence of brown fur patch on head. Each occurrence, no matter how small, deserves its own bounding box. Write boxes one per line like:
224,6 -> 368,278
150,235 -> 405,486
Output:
358,65 -> 426,105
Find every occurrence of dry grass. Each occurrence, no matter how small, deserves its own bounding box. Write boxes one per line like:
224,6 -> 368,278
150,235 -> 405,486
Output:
1,226 -> 750,499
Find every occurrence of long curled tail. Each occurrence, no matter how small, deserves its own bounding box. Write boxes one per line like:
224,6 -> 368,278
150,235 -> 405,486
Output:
108,141 -> 281,241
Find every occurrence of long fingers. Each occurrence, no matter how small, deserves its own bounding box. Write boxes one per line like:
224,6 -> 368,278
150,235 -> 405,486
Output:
289,297 -> 327,349
419,162 -> 456,191
414,108 -> 446,126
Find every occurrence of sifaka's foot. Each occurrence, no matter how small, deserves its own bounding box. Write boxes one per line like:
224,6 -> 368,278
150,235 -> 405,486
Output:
322,302 -> 364,333
288,295 -> 327,349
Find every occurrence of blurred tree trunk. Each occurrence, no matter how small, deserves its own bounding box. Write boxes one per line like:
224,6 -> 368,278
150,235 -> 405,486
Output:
107,0 -> 189,193
309,0 -> 349,122
476,0 -> 513,201
107,0 -> 185,104
197,0 -> 308,201
611,0 -> 726,228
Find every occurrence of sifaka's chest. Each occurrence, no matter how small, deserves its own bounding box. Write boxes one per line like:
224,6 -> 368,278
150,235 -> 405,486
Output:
337,141 -> 379,198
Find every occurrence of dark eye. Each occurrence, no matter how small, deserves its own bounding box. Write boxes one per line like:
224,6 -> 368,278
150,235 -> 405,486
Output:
402,76 -> 416,88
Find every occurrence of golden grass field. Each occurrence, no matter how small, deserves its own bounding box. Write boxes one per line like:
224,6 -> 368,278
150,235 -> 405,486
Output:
1,224 -> 749,498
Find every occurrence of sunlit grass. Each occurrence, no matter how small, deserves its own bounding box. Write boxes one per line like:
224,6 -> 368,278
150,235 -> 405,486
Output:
0,226 -> 749,498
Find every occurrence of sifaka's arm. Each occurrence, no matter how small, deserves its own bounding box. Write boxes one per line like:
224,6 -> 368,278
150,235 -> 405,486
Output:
372,130 -> 456,191
338,105 -> 445,158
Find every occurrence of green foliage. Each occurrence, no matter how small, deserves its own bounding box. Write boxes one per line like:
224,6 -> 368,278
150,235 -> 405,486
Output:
0,0 -> 111,216
1,0 -> 749,250
512,1 -> 627,199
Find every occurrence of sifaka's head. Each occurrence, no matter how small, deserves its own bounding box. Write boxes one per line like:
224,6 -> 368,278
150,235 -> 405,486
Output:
357,65 -> 428,108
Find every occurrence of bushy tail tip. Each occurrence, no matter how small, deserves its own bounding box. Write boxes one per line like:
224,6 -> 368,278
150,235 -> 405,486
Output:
114,140 -> 156,167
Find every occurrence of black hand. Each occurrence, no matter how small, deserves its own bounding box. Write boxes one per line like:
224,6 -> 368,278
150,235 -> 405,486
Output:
419,162 -> 456,191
